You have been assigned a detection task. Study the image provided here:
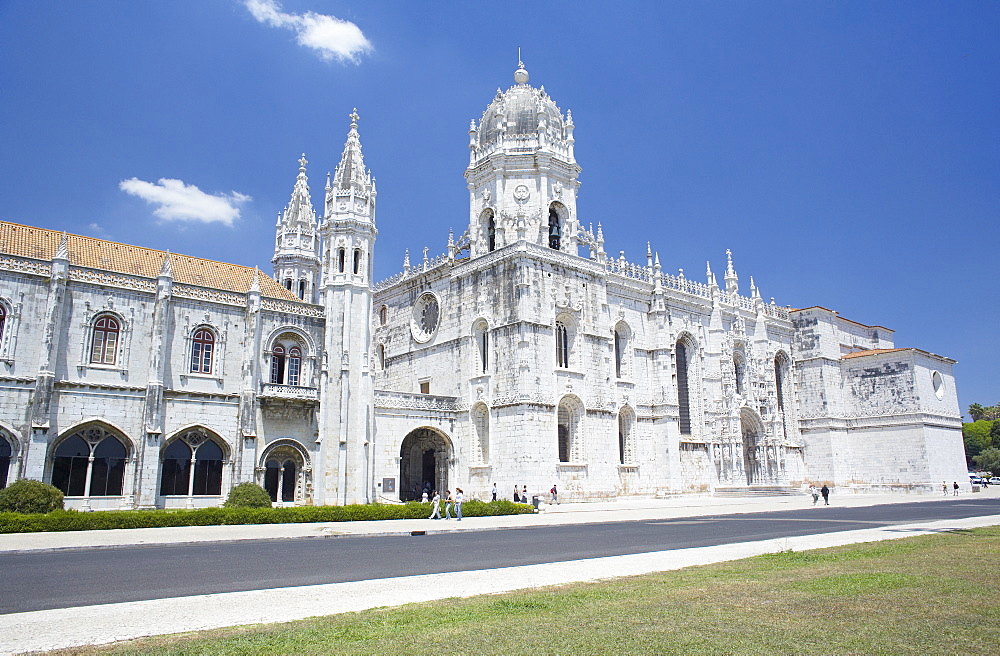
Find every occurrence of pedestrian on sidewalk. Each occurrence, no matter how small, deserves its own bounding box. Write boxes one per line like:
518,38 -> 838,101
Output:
810,485 -> 819,505
513,486 -> 520,503
492,483 -> 498,501
455,488 -> 464,520
523,485 -> 529,503
550,484 -> 558,504
421,489 -> 428,503
953,481 -> 959,496
821,484 -> 830,505
445,490 -> 454,519
428,490 -> 441,519
943,481 -> 948,496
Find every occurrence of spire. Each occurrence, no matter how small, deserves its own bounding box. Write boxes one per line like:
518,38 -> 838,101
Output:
724,249 -> 739,294
159,250 -> 173,279
55,231 -> 69,261
333,109 -> 370,193
281,153 -> 316,228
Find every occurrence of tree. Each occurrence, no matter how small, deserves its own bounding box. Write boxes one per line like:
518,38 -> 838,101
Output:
973,448 -> 1000,478
963,421 -> 994,465
991,421 -> 1000,450
969,404 -> 986,422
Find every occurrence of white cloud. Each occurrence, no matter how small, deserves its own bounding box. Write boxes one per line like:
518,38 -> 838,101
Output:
119,178 -> 250,227
245,0 -> 372,63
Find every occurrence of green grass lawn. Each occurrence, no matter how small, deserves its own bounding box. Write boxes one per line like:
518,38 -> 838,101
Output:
50,526 -> 1000,655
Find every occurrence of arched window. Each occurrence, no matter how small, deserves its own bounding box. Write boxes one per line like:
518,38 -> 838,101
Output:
676,340 -> 692,435
557,396 -> 583,463
474,321 -> 489,373
287,346 -> 302,386
353,249 -> 362,275
379,305 -> 388,326
159,440 -> 191,496
337,248 -> 345,273
269,336 -> 306,386
160,434 -> 224,496
51,427 -> 127,497
548,205 -> 561,250
488,214 -> 496,252
90,315 -> 120,365
190,328 -> 215,374
0,303 -> 6,343
284,279 -> 292,291
775,354 -> 788,412
555,322 -> 569,368
614,322 -> 629,379
0,434 -> 11,489
263,459 -> 297,503
270,345 -> 286,384
472,403 -> 490,465
297,280 -> 306,300
618,407 -> 635,465
733,352 -> 746,396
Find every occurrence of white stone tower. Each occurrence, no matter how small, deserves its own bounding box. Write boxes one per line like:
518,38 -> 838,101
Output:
464,60 -> 582,257
317,110 -> 377,505
271,154 -> 321,302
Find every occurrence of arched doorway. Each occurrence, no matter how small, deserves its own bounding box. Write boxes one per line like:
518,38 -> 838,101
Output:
399,428 -> 451,501
259,440 -> 310,505
740,409 -> 764,485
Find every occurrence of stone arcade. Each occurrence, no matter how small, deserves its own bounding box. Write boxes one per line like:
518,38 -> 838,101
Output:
0,63 -> 968,509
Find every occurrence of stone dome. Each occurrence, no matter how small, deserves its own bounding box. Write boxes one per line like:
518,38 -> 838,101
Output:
477,66 -> 566,147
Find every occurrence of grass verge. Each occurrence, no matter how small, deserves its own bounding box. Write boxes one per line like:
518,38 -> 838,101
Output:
41,525 -> 1000,655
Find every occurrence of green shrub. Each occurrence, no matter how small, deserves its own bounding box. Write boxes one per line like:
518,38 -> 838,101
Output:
0,498 -> 535,534
0,479 -> 65,514
224,482 -> 273,509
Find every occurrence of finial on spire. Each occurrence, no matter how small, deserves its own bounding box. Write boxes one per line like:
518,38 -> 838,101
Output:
349,108 -> 359,129
514,49 -> 529,85
249,266 -> 261,294
56,231 -> 68,261
299,153 -> 308,171
160,250 -> 173,278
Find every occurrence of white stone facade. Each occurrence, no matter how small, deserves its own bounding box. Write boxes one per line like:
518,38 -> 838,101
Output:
0,65 -> 967,508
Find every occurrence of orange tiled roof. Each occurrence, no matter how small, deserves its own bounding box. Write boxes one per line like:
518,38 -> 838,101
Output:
790,306 -> 892,332
0,221 -> 302,302
841,348 -> 910,360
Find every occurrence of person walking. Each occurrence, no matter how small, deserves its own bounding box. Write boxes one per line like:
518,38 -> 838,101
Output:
492,483 -> 498,501
513,485 -> 520,503
953,481 -> 959,496
523,485 -> 529,503
445,489 -> 454,519
820,484 -> 830,505
810,485 -> 819,505
455,488 -> 464,521
428,490 -> 441,519
943,481 -> 949,496
550,484 -> 558,504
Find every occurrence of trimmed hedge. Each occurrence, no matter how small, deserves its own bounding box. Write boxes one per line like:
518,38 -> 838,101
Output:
0,500 -> 534,534
224,483 -> 272,509
0,479 -> 64,514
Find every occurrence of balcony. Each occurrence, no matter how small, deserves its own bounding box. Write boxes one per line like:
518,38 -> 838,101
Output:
260,383 -> 319,402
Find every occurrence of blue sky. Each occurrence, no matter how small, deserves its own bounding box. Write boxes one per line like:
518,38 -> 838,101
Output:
0,1 -> 997,417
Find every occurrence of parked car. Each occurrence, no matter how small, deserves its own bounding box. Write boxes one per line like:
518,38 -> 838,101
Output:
989,477 -> 1000,485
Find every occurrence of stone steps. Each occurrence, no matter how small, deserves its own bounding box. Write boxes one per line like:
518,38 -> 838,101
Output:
713,486 -> 798,498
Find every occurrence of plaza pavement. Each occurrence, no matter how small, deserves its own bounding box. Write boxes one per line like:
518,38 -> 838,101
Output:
3,489 -> 999,654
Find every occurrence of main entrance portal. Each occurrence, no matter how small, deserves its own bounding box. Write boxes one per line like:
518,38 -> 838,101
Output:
399,428 -> 450,501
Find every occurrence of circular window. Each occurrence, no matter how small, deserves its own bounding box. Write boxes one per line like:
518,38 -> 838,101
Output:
410,292 -> 440,343
932,371 -> 945,400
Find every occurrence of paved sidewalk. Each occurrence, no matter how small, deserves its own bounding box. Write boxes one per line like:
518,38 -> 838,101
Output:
0,489 -> 984,552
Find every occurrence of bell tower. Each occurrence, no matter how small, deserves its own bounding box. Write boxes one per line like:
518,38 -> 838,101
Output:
271,154 -> 320,302
464,61 -> 582,257
317,109 -> 377,505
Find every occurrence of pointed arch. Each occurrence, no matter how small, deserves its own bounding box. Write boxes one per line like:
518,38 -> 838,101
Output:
479,208 -> 496,252
675,332 -> 699,436
471,402 -> 490,465
260,438 -> 311,504
160,426 -> 228,497
49,422 -> 132,497
557,394 -> 585,462
613,320 -> 632,379
399,427 -> 453,501
740,407 -> 766,485
547,202 -> 567,250
472,318 -> 490,374
618,405 -> 636,465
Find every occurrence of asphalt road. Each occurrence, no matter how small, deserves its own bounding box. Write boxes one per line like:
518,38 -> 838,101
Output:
5,497 -> 998,615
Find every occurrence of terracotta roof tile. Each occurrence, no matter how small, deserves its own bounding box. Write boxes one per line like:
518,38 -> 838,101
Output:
0,221 -> 302,302
841,348 -> 910,360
